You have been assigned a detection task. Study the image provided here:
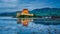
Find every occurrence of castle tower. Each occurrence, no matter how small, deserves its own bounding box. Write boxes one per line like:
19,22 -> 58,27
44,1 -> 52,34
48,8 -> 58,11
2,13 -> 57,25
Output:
22,9 -> 28,14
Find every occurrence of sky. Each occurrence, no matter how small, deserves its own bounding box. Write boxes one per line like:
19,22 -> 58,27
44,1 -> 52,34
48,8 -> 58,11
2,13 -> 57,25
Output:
0,0 -> 60,13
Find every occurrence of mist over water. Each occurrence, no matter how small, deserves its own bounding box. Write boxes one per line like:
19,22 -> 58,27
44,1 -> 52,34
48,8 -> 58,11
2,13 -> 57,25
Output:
0,17 -> 60,34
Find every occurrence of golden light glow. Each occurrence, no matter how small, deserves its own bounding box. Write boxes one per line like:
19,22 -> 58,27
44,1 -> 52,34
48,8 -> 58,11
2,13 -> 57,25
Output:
16,9 -> 33,17
17,18 -> 33,26
22,9 -> 28,14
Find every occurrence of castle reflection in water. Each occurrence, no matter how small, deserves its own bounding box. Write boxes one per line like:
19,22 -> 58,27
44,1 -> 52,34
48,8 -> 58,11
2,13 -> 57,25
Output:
17,18 -> 33,26
17,18 -> 60,26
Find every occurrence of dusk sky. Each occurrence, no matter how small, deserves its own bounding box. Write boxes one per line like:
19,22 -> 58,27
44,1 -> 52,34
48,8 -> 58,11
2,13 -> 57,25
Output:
0,0 -> 60,13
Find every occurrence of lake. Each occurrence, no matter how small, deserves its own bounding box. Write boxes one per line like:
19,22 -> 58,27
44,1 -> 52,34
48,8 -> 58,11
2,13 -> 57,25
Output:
0,17 -> 60,34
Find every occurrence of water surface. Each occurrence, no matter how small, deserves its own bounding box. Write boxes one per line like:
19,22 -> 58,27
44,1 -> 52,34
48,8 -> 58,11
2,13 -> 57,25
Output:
0,17 -> 60,34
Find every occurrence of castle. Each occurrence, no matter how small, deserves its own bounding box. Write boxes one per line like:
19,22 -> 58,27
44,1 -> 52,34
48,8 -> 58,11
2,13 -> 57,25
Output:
16,9 -> 33,17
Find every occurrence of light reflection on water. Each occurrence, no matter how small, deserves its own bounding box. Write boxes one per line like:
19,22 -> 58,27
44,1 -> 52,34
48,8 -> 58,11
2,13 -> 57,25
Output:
0,17 -> 60,34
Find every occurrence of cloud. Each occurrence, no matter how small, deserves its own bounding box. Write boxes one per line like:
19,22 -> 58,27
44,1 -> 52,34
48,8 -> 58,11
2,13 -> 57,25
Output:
0,0 -> 60,13
0,0 -> 19,13
0,3 -> 18,8
0,0 -> 18,3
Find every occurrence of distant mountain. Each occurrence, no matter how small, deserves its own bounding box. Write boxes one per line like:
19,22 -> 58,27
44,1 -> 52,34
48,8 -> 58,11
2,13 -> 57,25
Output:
30,8 -> 60,16
0,8 -> 60,17
0,12 -> 17,17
